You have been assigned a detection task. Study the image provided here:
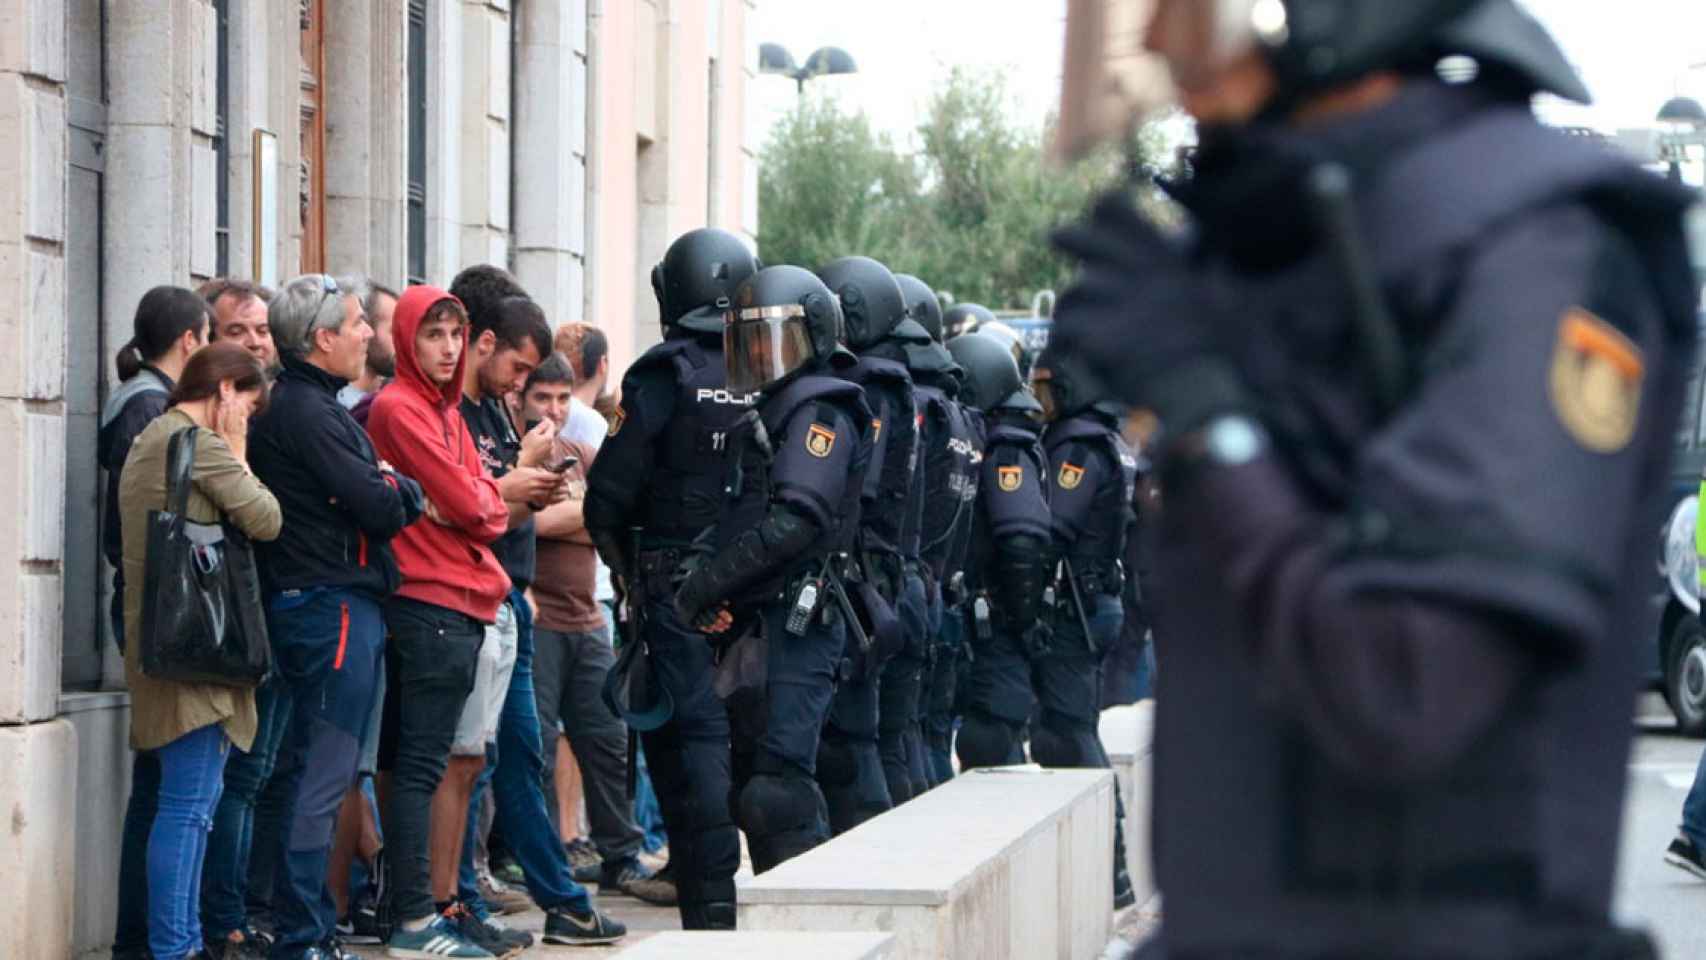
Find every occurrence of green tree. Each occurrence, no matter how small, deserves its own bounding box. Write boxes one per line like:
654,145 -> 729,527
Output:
758,68 -> 1159,311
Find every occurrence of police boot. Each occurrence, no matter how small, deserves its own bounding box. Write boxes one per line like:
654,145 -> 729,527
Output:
956,711 -> 1022,770
738,772 -> 830,874
682,900 -> 737,931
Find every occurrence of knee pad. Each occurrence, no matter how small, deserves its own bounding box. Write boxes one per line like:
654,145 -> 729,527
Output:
1029,715 -> 1100,768
737,773 -> 823,840
956,712 -> 1019,770
815,736 -> 858,789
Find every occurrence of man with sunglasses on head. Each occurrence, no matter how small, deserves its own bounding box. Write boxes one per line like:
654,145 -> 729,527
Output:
247,275 -> 427,960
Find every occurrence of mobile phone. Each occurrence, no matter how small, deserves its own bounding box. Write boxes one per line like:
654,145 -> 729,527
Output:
549,453 -> 580,474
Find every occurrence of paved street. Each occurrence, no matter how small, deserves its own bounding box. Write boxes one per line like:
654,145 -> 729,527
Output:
1617,695 -> 1706,958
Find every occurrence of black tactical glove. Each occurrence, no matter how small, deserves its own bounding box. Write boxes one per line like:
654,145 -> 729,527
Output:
1019,619 -> 1054,660
672,564 -> 726,633
1051,190 -> 1250,443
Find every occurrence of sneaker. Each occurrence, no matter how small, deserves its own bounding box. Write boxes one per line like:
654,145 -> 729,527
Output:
1665,834 -> 1706,880
476,867 -> 533,916
565,837 -> 603,884
542,904 -> 627,946
385,912 -> 494,959
490,854 -> 525,888
204,928 -> 268,960
337,892 -> 386,944
311,933 -> 356,960
602,859 -> 679,907
442,900 -> 528,960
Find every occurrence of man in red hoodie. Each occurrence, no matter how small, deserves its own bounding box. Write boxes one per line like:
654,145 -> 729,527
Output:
364,286 -> 512,959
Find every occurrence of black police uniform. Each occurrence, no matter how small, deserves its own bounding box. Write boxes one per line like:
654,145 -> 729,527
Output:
813,354 -> 912,830
708,374 -> 872,873
919,388 -> 981,786
1057,79 -> 1700,959
584,332 -> 748,929
954,412 -> 1053,769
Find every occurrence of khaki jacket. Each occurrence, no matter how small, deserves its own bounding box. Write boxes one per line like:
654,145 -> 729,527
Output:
119,409 -> 282,752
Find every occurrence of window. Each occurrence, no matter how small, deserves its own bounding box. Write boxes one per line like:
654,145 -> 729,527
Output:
407,0 -> 428,284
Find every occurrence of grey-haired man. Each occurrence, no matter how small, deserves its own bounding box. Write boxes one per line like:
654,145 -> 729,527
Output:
248,274 -> 426,960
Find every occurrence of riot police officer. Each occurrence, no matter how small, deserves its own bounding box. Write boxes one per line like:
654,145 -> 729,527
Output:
893,273 -> 980,791
943,333 -> 1053,773
813,256 -> 918,827
942,302 -> 995,340
584,227 -> 758,929
1050,1 -> 1697,957
672,265 -> 874,873
1030,346 -> 1137,909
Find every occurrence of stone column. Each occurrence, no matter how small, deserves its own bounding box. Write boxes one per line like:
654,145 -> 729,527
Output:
0,0 -> 77,956
456,0 -> 512,273
326,0 -> 408,283
424,0 -> 465,282
513,0 -> 589,327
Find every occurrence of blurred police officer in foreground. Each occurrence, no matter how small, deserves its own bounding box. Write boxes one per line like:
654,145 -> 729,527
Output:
899,279 -> 983,788
944,334 -> 1056,777
893,274 -> 979,792
671,266 -> 874,873
585,227 -> 759,929
1030,346 -> 1138,910
1051,1 -> 1699,957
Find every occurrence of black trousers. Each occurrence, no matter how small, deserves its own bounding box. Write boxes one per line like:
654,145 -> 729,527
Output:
377,597 -> 482,923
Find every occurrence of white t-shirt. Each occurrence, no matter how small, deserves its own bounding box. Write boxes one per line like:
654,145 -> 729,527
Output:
560,397 -> 614,601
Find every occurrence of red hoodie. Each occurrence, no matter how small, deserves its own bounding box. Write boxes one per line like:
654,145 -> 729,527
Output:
366,285 -> 511,622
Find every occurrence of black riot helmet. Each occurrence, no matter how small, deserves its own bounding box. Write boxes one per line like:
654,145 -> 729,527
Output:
894,274 -> 944,343
1032,345 -> 1122,423
817,256 -> 909,350
946,333 -> 1042,418
978,320 -> 1036,382
943,302 -> 996,340
651,228 -> 762,336
725,265 -> 843,394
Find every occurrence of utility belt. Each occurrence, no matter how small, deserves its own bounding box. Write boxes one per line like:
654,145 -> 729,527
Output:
1062,558 -> 1123,598
637,547 -> 686,597
964,591 -> 1051,660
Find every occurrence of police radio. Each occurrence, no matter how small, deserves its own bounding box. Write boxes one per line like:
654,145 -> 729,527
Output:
972,595 -> 993,641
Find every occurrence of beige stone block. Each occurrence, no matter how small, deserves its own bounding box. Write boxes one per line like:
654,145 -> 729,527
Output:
23,249 -> 64,400
570,0 -> 588,56
25,85 -> 65,244
0,0 -> 66,81
0,566 -> 66,724
0,719 -> 76,960
613,932 -> 895,959
487,7 -> 510,121
569,56 -> 588,159
103,123 -> 182,343
64,692 -> 134,954
24,413 -> 64,561
487,123 -> 510,232
191,0 -> 217,136
190,142 -> 216,278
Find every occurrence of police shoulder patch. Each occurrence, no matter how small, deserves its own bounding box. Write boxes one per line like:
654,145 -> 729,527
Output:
871,418 -> 883,443
1058,462 -> 1085,491
997,465 -> 1023,492
1549,306 -> 1643,454
806,423 -> 837,458
608,405 -> 627,437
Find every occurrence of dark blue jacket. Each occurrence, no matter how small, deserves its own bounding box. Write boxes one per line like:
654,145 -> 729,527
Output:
249,356 -> 425,598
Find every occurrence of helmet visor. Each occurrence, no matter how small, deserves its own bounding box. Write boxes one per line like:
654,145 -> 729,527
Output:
725,306 -> 815,394
1056,0 -> 1267,161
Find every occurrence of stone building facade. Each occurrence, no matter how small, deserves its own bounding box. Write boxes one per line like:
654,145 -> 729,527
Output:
0,1 -> 759,956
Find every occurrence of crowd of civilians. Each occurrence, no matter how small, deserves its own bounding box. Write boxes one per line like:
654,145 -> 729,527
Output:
104,269 -> 673,960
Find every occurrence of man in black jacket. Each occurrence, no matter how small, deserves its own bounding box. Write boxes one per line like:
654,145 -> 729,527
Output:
249,274 -> 426,960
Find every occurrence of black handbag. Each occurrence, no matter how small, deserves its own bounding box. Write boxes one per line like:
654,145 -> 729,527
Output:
137,427 -> 271,687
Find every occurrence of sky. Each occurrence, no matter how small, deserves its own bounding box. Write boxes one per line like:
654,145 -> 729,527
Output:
749,0 -> 1706,157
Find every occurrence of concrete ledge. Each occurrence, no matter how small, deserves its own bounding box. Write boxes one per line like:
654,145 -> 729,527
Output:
739,767 -> 1115,960
0,718 -> 76,960
1100,701 -> 1156,910
614,931 -> 895,959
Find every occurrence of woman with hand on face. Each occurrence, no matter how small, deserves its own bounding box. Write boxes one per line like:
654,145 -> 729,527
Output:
118,340 -> 282,960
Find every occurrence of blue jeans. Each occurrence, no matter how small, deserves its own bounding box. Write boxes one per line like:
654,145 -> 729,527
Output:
149,724 -> 231,960
201,676 -> 293,939
115,749 -> 163,956
267,589 -> 386,957
458,592 -> 593,915
1682,745 -> 1706,851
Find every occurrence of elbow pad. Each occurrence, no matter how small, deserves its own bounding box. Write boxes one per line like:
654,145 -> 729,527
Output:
692,506 -> 823,607
994,533 -> 1053,629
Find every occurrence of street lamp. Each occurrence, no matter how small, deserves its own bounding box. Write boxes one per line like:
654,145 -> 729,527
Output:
759,42 -> 858,95
1657,96 -> 1706,183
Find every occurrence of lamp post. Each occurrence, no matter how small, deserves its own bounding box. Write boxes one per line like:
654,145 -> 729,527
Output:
758,42 -> 858,95
1658,96 -> 1706,184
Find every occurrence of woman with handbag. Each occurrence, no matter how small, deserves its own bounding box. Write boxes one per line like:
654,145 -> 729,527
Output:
119,341 -> 283,960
